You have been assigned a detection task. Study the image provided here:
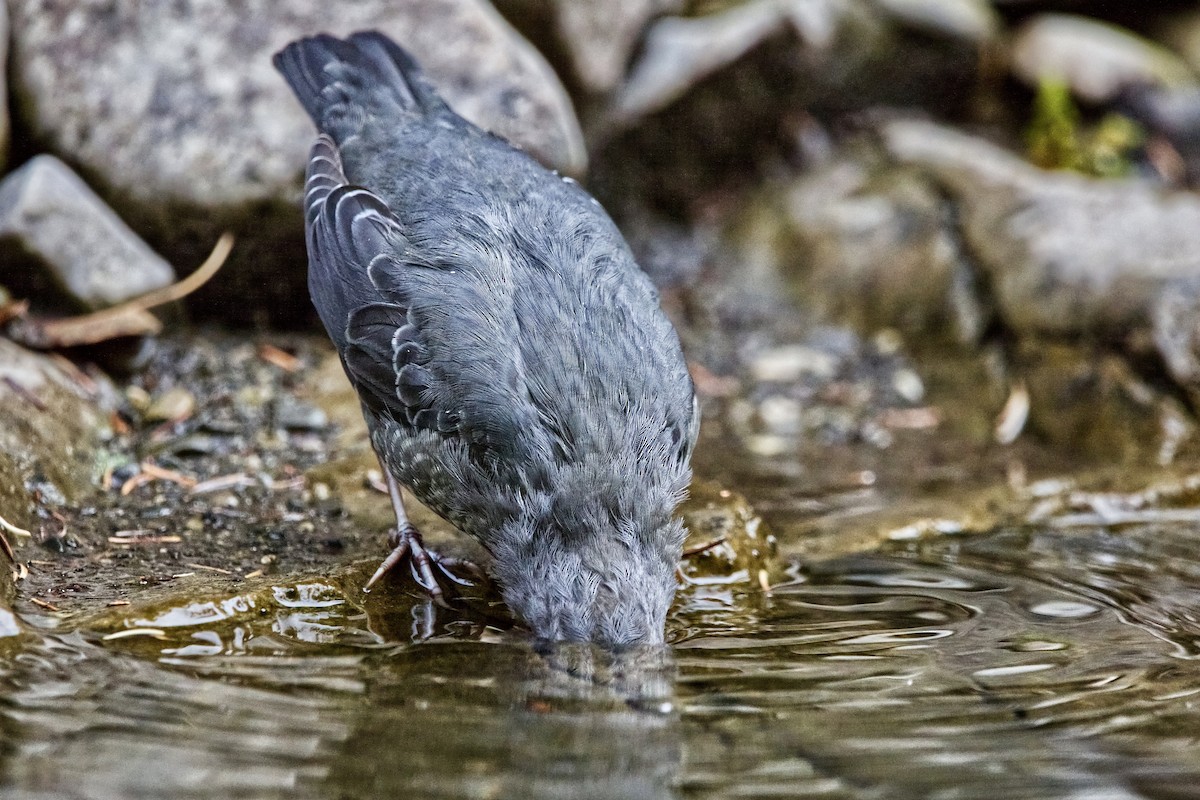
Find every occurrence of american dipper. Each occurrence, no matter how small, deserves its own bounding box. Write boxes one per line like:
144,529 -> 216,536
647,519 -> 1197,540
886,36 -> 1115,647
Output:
274,32 -> 697,647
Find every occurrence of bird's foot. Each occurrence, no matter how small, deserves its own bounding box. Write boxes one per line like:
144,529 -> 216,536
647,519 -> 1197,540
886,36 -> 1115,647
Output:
363,523 -> 486,605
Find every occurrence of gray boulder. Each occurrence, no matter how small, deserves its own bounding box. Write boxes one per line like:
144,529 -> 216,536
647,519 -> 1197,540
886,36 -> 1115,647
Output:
7,0 -> 584,321
881,119 -> 1200,338
721,156 -> 985,341
0,155 -> 175,310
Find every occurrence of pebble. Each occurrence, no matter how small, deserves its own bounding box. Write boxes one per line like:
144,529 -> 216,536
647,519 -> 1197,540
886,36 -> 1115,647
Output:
749,345 -> 839,383
274,396 -> 328,431
758,396 -> 803,435
892,369 -> 926,404
145,387 -> 195,423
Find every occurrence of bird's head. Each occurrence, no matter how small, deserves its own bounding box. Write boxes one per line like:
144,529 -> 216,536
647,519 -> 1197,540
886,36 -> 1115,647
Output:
488,496 -> 687,649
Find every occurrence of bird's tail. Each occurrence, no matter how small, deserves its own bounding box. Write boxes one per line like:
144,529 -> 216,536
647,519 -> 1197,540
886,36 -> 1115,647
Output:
273,31 -> 446,144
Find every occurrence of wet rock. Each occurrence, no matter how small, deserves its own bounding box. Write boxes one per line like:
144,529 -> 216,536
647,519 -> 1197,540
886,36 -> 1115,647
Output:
1153,277 -> 1200,400
1012,341 -> 1184,464
749,156 -> 985,339
143,387 -> 195,424
680,481 -> 776,585
0,156 -> 176,311
1012,14 -> 1197,104
497,0 -> 682,95
598,0 -> 998,211
882,119 -> 1200,338
7,0 -> 584,322
0,339 -> 112,542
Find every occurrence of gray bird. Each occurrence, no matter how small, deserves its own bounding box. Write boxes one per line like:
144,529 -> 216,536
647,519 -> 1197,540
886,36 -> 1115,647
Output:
274,31 -> 697,647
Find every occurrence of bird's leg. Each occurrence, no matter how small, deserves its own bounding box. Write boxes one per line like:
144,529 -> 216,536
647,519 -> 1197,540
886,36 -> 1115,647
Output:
364,459 -> 487,601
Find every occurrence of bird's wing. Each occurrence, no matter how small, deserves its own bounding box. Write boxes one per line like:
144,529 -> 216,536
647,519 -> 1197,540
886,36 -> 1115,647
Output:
304,134 -> 541,465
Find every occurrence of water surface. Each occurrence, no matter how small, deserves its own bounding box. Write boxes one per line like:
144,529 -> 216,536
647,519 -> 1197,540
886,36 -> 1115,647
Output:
4,515 -> 1200,799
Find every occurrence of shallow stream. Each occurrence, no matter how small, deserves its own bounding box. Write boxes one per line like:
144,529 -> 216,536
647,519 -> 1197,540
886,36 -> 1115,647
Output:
5,512 -> 1200,799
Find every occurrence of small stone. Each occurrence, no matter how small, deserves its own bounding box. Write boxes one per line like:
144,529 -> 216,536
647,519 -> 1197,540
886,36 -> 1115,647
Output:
749,345 -> 839,383
274,396 -> 328,432
0,156 -> 175,310
892,369 -> 926,404
758,396 -> 803,435
125,385 -> 151,412
745,433 -> 791,458
144,388 -> 195,423
312,482 -> 332,503
873,329 -> 905,356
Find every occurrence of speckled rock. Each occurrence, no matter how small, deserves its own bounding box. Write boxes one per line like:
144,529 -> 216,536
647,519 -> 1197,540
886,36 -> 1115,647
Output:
1011,14 -> 1196,103
7,0 -> 585,321
0,338 -> 113,569
882,119 -> 1200,338
0,155 -> 175,310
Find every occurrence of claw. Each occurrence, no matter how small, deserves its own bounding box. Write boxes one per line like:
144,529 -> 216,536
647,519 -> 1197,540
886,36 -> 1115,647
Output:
367,461 -> 486,604
364,535 -> 412,592
407,539 -> 450,607
430,554 -> 485,587
363,521 -> 476,607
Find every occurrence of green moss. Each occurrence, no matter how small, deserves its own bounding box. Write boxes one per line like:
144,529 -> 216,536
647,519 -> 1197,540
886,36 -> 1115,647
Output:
1025,78 -> 1143,177
1026,79 -> 1082,171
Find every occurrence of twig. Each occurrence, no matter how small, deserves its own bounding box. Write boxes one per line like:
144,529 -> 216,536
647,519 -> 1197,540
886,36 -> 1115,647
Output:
2,376 -> 47,411
184,562 -> 233,575
683,536 -> 727,558
190,473 -> 254,495
258,344 -> 302,372
8,233 -> 235,348
119,472 -> 155,496
0,512 -> 32,538
73,233 -> 235,324
140,462 -> 197,488
102,628 -> 166,641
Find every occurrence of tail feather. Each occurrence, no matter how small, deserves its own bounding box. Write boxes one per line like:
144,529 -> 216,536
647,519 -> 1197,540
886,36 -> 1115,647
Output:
273,31 -> 446,144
